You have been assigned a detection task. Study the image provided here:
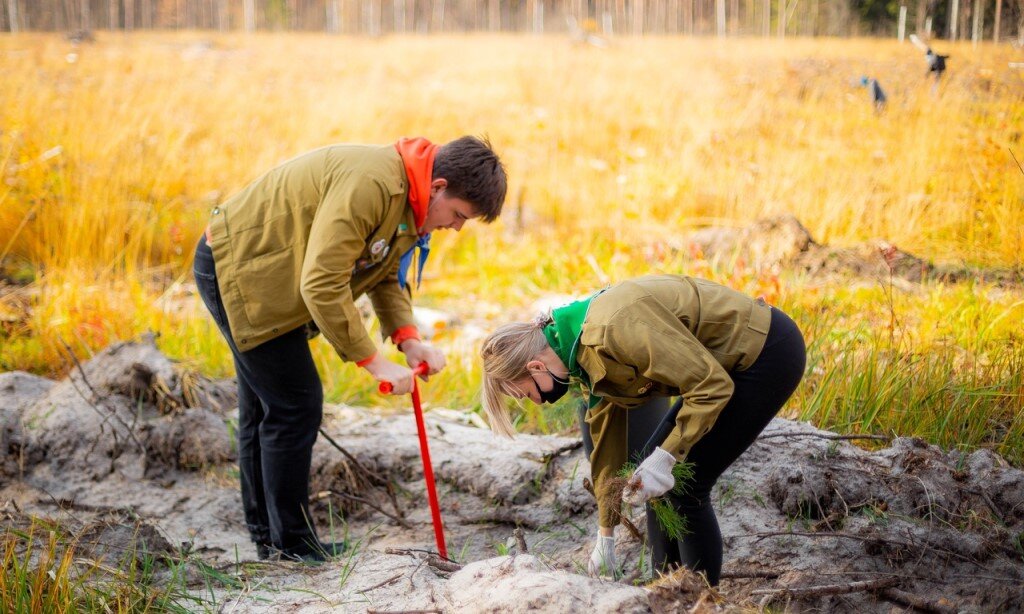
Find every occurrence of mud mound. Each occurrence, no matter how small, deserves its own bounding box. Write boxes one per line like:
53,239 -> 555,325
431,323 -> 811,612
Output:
75,510 -> 178,566
682,214 -> 1024,286
12,338 -> 234,482
722,421 -> 1024,612
0,371 -> 53,480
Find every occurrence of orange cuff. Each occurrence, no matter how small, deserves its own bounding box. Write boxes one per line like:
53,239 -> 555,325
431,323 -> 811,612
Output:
355,352 -> 377,368
390,325 -> 421,348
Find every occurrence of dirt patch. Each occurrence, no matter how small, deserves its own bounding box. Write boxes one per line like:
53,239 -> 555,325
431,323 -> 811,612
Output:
681,214 -> 1024,286
2,340 -> 1022,612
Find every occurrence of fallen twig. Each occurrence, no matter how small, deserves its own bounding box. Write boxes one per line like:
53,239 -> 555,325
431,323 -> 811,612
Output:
620,514 -> 644,542
318,428 -> 405,520
880,587 -> 958,614
720,568 -> 781,580
739,530 -> 979,564
58,337 -> 146,454
751,576 -> 898,598
317,490 -> 411,529
963,487 -> 1008,525
424,554 -> 463,574
457,508 -> 547,530
520,440 -> 583,463
384,547 -> 459,565
360,573 -> 404,593
757,432 -> 891,442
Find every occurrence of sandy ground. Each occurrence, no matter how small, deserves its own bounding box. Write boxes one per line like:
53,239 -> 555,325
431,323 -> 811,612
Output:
2,337 -> 1022,613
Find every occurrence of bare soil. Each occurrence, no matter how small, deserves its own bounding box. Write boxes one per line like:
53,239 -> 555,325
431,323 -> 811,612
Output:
2,336 -> 1022,613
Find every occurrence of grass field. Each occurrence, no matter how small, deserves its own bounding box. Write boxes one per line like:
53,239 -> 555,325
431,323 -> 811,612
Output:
1,32 -> 1022,463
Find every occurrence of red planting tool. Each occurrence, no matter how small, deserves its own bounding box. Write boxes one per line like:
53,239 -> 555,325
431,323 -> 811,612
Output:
379,363 -> 448,558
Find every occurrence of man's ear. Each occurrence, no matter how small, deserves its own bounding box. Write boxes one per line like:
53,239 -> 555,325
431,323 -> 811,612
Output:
430,178 -> 448,195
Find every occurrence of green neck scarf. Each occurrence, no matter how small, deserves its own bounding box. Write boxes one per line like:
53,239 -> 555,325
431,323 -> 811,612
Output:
541,292 -> 599,386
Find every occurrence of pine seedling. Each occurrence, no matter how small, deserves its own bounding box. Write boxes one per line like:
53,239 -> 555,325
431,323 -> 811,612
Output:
612,459 -> 696,542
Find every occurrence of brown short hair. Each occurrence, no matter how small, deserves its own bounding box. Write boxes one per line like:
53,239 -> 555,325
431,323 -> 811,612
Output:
433,135 -> 507,222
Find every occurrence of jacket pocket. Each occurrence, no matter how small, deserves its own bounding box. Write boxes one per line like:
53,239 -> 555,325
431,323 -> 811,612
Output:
235,247 -> 304,328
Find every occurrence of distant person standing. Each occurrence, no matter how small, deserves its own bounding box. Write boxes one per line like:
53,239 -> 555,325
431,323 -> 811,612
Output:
860,76 -> 887,112
193,137 -> 506,562
911,34 -> 949,83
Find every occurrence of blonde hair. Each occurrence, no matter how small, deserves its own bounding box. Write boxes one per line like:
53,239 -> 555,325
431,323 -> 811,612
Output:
479,315 -> 552,437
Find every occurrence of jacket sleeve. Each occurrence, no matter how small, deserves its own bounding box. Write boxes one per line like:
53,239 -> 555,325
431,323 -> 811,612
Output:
366,257 -> 416,341
585,398 -> 630,529
300,176 -> 388,363
604,303 -> 735,461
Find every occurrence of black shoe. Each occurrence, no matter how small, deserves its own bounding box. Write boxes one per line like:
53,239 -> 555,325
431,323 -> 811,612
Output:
266,540 -> 348,564
316,540 -> 347,558
256,542 -> 272,560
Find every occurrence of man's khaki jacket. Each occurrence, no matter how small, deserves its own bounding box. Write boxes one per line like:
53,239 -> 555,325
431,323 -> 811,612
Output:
576,275 -> 771,527
206,144 -> 419,363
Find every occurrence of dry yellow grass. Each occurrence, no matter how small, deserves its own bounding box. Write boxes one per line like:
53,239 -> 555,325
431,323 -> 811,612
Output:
1,32 -> 1022,457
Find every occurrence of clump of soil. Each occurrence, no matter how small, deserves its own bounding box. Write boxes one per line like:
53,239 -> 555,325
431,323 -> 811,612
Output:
1,339 -> 1022,612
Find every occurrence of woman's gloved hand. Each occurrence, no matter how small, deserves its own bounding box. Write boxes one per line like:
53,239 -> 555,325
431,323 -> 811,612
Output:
587,532 -> 618,577
623,447 -> 676,505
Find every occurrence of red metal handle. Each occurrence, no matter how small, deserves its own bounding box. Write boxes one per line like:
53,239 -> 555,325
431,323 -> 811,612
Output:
411,376 -> 447,558
378,363 -> 429,394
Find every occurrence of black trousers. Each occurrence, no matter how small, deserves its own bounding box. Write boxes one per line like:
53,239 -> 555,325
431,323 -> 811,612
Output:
579,306 -> 805,585
193,236 -> 324,554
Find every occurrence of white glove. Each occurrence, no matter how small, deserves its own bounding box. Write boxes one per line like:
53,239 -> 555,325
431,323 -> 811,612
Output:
587,533 -> 618,577
623,447 -> 676,506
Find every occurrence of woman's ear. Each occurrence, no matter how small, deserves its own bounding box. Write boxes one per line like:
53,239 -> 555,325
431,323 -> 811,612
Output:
525,359 -> 546,374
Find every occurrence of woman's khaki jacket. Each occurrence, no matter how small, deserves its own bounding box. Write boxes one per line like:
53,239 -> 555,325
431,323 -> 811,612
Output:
576,275 -> 771,527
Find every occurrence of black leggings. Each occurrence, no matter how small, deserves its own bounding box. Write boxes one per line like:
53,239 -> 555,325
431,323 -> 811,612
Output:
578,307 -> 805,585
193,236 -> 324,555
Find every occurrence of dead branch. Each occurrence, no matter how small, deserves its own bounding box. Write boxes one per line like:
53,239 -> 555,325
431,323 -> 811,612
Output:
519,440 -> 583,463
741,530 -> 979,564
360,573 -> 404,593
457,508 -> 547,530
383,547 -> 459,565
963,487 -> 1008,525
366,610 -> 441,614
757,432 -> 891,442
425,554 -> 463,574
720,568 -> 781,579
57,337 -> 146,454
513,527 -> 528,554
880,587 -> 959,614
751,575 -> 898,598
316,490 -> 411,529
620,514 -> 644,542
318,428 -> 405,520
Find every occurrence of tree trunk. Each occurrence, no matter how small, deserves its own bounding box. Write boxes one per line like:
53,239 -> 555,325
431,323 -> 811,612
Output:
949,0 -> 958,39
993,0 -> 1002,41
6,0 -> 18,32
244,0 -> 255,31
971,0 -> 981,45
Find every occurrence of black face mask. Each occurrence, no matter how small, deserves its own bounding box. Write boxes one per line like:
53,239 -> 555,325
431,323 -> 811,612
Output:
537,372 -> 570,404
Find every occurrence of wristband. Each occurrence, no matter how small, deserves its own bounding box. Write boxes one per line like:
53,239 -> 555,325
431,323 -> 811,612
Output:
390,325 -> 421,348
